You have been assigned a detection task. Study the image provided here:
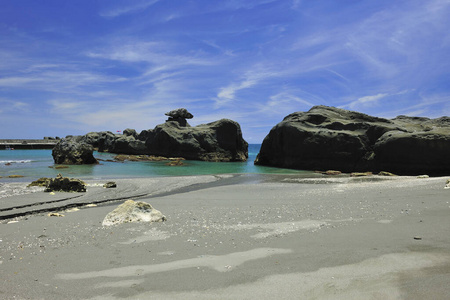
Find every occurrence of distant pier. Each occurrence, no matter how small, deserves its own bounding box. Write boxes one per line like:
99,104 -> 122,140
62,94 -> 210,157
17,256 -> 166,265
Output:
0,139 -> 58,150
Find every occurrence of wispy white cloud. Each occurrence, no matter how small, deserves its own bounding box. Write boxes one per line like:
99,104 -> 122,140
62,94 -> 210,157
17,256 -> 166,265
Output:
0,98 -> 29,113
347,93 -> 388,110
100,0 -> 160,18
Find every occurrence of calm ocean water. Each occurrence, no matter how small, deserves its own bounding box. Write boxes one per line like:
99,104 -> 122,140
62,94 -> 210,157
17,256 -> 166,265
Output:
0,144 -> 308,182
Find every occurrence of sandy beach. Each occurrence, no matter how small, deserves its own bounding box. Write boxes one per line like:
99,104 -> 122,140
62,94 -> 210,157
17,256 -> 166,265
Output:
1,174 -> 449,299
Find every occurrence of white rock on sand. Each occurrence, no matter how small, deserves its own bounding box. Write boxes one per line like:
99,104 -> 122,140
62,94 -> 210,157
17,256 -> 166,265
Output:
102,199 -> 166,226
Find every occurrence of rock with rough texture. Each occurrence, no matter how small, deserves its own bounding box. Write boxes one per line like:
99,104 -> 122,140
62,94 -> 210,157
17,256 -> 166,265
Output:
96,131 -> 119,152
73,111 -> 247,162
102,200 -> 166,226
123,128 -> 137,138
109,135 -> 147,155
145,118 -> 248,162
445,179 -> 450,189
165,108 -> 194,127
165,108 -> 194,119
28,177 -> 52,187
45,174 -> 86,192
52,138 -> 98,165
255,105 -> 450,175
103,182 -> 117,188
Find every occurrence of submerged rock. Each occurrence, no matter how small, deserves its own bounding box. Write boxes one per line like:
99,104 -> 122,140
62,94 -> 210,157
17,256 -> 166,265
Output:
45,174 -> 86,192
102,200 -> 166,226
255,106 -> 450,175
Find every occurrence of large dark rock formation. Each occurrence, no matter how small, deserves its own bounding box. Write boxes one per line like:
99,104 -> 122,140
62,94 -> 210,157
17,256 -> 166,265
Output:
57,108 -> 248,162
52,138 -> 98,165
145,118 -> 248,162
255,105 -> 450,175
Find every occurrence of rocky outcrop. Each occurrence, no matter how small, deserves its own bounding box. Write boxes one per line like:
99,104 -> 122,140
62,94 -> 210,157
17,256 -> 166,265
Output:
45,174 -> 86,192
145,118 -> 248,162
28,177 -> 52,187
52,138 -> 98,165
102,200 -> 166,226
69,109 -> 248,162
165,108 -> 193,127
255,106 -> 450,175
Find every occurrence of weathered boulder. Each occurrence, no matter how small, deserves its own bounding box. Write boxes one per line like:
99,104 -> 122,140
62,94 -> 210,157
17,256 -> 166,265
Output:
123,128 -> 138,138
28,177 -> 52,187
145,118 -> 248,162
165,108 -> 193,119
45,174 -> 86,192
109,135 -> 147,155
103,181 -> 117,188
255,106 -> 450,175
102,200 -> 166,226
52,138 -> 98,165
96,131 -> 119,152
165,108 -> 194,127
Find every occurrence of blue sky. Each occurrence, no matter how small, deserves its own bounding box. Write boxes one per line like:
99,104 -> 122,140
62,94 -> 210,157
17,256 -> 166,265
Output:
1,0 -> 449,142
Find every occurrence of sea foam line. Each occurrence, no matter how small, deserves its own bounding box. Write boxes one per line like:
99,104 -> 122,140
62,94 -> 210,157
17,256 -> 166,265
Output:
0,160 -> 32,164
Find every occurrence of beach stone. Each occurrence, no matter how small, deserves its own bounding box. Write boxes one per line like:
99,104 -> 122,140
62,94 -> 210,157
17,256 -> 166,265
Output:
28,177 -> 52,187
417,175 -> 429,178
102,200 -> 166,226
378,171 -> 397,176
103,182 -> 117,188
48,212 -> 64,217
45,174 -> 86,193
255,106 -> 450,175
445,179 -> 450,189
52,138 -> 98,165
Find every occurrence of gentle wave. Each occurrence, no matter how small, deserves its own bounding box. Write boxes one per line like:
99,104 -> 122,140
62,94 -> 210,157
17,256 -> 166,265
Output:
0,160 -> 32,164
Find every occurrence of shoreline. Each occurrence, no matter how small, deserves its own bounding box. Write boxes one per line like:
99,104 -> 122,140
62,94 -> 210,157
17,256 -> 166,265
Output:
0,174 -> 449,299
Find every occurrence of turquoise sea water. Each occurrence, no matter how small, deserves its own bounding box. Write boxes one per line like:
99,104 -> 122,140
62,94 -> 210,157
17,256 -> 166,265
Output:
0,144 -> 309,182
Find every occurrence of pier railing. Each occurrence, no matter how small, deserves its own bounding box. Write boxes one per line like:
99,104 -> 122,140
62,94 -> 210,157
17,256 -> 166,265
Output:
0,139 -> 58,150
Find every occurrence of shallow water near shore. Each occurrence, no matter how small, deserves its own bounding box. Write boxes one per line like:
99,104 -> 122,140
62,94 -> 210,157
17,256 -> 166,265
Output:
0,144 -> 309,183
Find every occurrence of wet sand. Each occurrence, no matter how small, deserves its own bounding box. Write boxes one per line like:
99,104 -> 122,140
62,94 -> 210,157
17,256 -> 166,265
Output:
0,174 -> 449,299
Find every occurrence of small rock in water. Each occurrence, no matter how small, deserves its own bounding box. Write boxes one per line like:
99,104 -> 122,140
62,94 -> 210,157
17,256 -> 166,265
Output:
417,175 -> 429,178
351,172 -> 372,177
102,199 -> 166,226
323,170 -> 341,175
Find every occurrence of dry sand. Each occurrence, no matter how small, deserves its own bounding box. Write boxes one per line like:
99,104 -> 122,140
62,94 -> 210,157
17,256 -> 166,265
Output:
0,174 -> 449,299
